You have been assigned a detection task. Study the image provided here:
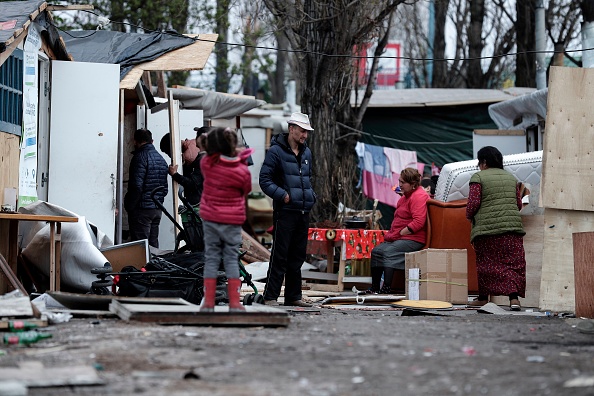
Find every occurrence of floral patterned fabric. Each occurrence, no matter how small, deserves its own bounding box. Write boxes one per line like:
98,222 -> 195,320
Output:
308,228 -> 385,259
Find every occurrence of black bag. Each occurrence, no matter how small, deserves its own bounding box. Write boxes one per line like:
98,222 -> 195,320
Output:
239,129 -> 254,166
117,255 -> 205,304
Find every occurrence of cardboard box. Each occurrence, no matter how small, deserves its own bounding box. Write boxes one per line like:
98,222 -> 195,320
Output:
405,249 -> 468,304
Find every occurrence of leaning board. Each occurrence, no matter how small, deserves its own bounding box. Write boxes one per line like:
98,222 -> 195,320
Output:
541,66 -> 594,212
110,300 -> 290,327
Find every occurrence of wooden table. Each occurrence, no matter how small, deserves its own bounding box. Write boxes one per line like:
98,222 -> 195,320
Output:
305,228 -> 385,291
0,213 -> 78,292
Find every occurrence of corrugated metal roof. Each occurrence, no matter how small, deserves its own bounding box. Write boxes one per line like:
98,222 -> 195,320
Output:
352,87 -> 536,108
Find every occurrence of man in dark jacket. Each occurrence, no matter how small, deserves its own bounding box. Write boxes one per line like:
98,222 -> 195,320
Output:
125,128 -> 169,248
259,112 -> 316,307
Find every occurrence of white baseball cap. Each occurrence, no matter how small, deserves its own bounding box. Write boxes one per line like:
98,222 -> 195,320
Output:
288,112 -> 314,131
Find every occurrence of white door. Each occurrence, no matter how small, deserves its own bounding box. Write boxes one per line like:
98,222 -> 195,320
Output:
36,56 -> 50,201
48,60 -> 120,240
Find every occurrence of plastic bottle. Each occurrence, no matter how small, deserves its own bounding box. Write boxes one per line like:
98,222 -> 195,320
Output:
2,331 -> 52,345
7,320 -> 38,332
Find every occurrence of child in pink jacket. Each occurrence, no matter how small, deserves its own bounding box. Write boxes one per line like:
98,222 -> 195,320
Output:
199,127 -> 253,312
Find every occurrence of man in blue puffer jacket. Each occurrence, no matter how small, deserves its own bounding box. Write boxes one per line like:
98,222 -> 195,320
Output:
259,112 -> 316,307
124,129 -> 169,248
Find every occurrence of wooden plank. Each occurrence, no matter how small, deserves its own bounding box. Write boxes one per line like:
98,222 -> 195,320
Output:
110,300 -> 290,326
539,208 -> 594,312
0,362 -> 103,387
491,215 -> 543,308
100,239 -> 149,272
48,291 -> 194,311
301,271 -> 338,281
572,232 -> 594,318
46,4 -> 95,11
119,34 -> 218,90
473,129 -> 524,136
0,297 -> 34,318
0,318 -> 48,329
305,283 -> 342,293
541,67 -> 594,212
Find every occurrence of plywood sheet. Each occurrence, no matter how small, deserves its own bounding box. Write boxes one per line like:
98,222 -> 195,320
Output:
541,66 -> 594,212
120,34 -> 218,90
539,208 -> 594,312
0,133 -> 20,196
491,215 -> 543,308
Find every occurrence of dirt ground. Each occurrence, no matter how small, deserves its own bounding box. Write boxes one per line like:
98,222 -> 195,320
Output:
2,303 -> 594,396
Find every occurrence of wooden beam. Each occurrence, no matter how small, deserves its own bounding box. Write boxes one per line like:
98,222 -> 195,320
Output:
156,71 -> 167,98
142,71 -> 152,90
46,5 -> 95,11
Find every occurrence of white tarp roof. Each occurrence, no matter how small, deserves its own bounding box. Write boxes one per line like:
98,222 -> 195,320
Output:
488,88 -> 548,130
167,87 -> 266,119
351,88 -> 535,108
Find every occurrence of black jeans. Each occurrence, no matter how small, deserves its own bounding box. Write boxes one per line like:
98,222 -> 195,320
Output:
264,210 -> 309,302
128,208 -> 162,248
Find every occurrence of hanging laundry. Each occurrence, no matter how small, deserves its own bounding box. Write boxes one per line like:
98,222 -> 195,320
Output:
383,147 -> 417,175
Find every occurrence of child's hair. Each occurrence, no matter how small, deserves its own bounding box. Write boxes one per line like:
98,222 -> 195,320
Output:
206,127 -> 237,157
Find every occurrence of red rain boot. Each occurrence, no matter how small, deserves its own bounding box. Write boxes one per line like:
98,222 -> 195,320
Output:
227,278 -> 245,312
200,278 -> 216,312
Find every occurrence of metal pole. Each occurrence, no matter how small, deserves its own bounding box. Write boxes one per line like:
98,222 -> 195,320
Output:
535,0 -> 546,89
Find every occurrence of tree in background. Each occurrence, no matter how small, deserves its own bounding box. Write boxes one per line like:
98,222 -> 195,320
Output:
262,0 -> 408,220
515,0 -> 536,87
546,0 -> 582,69
400,0 -> 515,88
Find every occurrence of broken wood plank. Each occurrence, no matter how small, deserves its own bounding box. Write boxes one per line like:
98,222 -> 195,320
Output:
48,291 -> 194,311
110,300 -> 290,327
0,361 -> 103,387
0,318 -> 47,329
0,297 -> 34,318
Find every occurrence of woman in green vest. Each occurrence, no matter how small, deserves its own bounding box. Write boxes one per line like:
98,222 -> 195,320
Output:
466,146 -> 526,311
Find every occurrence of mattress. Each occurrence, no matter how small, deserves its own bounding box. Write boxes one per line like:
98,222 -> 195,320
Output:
435,151 -> 542,202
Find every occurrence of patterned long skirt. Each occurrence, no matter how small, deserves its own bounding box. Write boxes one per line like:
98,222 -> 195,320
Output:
473,233 -> 526,297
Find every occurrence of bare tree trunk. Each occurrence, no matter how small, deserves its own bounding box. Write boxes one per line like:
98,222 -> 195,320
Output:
467,0 -> 485,88
583,0 -> 594,21
264,0 -> 407,221
516,0 -> 536,87
215,0 -> 231,93
270,33 -> 288,104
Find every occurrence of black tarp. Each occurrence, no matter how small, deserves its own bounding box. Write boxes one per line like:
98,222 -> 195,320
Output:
60,30 -> 195,79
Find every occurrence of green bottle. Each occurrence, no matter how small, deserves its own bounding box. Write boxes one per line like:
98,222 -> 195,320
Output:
7,320 -> 38,332
3,331 -> 52,345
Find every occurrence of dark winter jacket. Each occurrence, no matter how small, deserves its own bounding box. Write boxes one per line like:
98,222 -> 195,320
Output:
124,143 -> 169,212
171,152 -> 206,205
259,133 -> 316,213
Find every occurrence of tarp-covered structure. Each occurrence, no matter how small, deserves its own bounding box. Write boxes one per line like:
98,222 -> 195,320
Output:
354,88 -> 535,168
61,30 -> 195,79
0,0 -> 70,62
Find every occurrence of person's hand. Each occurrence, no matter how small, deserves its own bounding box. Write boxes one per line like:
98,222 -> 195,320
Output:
168,164 -> 178,176
284,194 -> 290,204
400,227 -> 410,236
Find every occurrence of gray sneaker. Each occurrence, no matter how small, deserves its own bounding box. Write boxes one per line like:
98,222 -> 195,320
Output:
264,299 -> 281,306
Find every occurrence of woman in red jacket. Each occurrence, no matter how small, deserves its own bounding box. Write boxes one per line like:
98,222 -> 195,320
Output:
367,168 -> 429,294
199,127 -> 253,312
